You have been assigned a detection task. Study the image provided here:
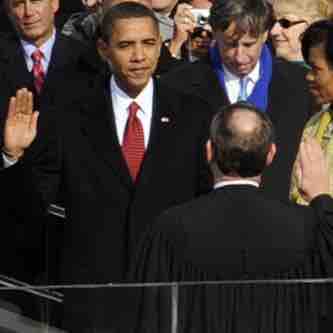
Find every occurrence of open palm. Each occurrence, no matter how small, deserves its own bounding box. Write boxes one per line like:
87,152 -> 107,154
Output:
3,88 -> 39,159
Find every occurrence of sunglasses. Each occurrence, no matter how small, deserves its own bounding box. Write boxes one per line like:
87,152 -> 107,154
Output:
272,18 -> 307,29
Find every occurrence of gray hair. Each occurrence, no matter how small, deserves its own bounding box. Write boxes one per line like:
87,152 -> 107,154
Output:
209,0 -> 273,37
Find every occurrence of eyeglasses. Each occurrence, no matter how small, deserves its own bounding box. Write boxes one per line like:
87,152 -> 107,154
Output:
272,18 -> 307,29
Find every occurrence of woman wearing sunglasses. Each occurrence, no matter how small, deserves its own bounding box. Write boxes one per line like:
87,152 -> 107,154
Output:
270,0 -> 329,65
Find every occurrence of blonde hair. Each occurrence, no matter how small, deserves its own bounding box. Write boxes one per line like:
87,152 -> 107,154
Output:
273,0 -> 329,22
324,0 -> 333,19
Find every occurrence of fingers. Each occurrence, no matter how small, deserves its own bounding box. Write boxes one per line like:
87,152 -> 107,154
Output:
16,88 -> 33,116
7,97 -> 17,119
175,4 -> 196,30
301,137 -> 326,168
26,90 -> 33,115
294,161 -> 302,186
30,111 -> 39,132
297,136 -> 330,200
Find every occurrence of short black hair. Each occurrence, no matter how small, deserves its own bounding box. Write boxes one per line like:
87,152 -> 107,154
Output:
210,102 -> 275,177
301,19 -> 333,69
99,2 -> 159,43
209,0 -> 272,37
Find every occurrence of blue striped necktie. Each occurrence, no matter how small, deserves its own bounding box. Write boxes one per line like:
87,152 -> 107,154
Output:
237,77 -> 249,101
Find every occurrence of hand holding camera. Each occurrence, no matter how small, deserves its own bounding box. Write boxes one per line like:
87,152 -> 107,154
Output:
190,9 -> 210,27
173,4 -> 196,41
169,4 -> 212,59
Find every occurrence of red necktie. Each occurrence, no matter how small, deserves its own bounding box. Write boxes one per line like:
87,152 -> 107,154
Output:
122,102 -> 145,181
31,49 -> 45,94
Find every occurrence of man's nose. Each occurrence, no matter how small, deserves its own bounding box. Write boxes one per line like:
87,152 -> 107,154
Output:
24,0 -> 33,16
270,22 -> 283,37
234,47 -> 247,63
132,45 -> 145,61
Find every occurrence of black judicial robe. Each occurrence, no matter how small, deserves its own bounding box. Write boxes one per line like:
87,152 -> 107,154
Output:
130,185 -> 333,333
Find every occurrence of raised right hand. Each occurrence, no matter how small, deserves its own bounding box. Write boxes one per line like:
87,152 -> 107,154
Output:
3,88 -> 39,160
295,137 -> 330,202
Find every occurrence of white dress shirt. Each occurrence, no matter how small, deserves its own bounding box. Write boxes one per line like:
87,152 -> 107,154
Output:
214,179 -> 259,189
110,76 -> 154,148
223,62 -> 260,103
20,29 -> 56,74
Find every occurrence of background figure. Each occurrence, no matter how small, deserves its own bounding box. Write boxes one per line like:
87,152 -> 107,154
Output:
162,0 -> 313,201
270,0 -> 329,66
131,102 -> 333,333
290,20 -> 333,204
0,0 -> 86,316
61,0 -> 103,45
152,0 -> 178,41
170,0 -> 213,61
0,0 -> 87,112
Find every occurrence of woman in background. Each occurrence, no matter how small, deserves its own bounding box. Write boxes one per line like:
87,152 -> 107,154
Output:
270,0 -> 330,66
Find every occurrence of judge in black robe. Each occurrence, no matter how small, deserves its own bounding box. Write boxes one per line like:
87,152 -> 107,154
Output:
130,103 -> 333,333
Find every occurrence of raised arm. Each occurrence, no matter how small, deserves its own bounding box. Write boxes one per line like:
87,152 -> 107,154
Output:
295,137 -> 330,202
2,88 -> 39,161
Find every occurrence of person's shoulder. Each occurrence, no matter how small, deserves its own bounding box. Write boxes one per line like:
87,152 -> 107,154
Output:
306,105 -> 330,127
161,57 -> 215,83
271,57 -> 312,103
155,191 -> 216,233
55,30 -> 89,54
0,32 -> 20,56
272,57 -> 308,80
156,78 -> 214,117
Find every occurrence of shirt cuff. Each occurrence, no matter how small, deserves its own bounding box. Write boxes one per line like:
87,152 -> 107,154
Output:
2,153 -> 18,168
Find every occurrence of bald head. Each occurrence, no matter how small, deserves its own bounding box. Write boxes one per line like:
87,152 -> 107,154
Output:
210,102 -> 275,178
228,109 -> 262,138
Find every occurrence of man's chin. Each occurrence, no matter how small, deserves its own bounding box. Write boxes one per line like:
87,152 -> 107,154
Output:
230,65 -> 253,77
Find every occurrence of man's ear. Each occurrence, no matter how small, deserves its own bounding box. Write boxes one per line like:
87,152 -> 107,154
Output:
206,140 -> 213,163
266,143 -> 276,167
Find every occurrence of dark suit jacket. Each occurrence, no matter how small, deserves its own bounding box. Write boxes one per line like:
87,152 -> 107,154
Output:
3,76 -> 213,330
132,185 -> 333,333
0,31 -> 87,113
0,31 -> 87,286
161,56 -> 313,201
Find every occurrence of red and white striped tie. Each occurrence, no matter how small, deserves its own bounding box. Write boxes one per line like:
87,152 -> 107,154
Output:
31,49 -> 45,94
122,102 -> 145,181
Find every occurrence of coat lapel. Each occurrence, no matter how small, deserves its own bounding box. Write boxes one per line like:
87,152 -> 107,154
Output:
79,77 -> 134,190
135,80 -> 178,186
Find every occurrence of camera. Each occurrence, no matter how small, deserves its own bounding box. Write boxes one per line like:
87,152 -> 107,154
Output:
190,9 -> 210,27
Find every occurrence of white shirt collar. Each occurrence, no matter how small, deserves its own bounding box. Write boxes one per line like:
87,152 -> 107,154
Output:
110,76 -> 154,148
223,61 -> 260,85
20,29 -> 56,72
214,179 -> 259,189
110,76 -> 154,116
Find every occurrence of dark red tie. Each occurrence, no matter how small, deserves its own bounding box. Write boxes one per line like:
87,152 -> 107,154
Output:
122,102 -> 145,181
31,49 -> 45,94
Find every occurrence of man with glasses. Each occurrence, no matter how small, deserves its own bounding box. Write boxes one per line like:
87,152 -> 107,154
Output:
162,0 -> 314,201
